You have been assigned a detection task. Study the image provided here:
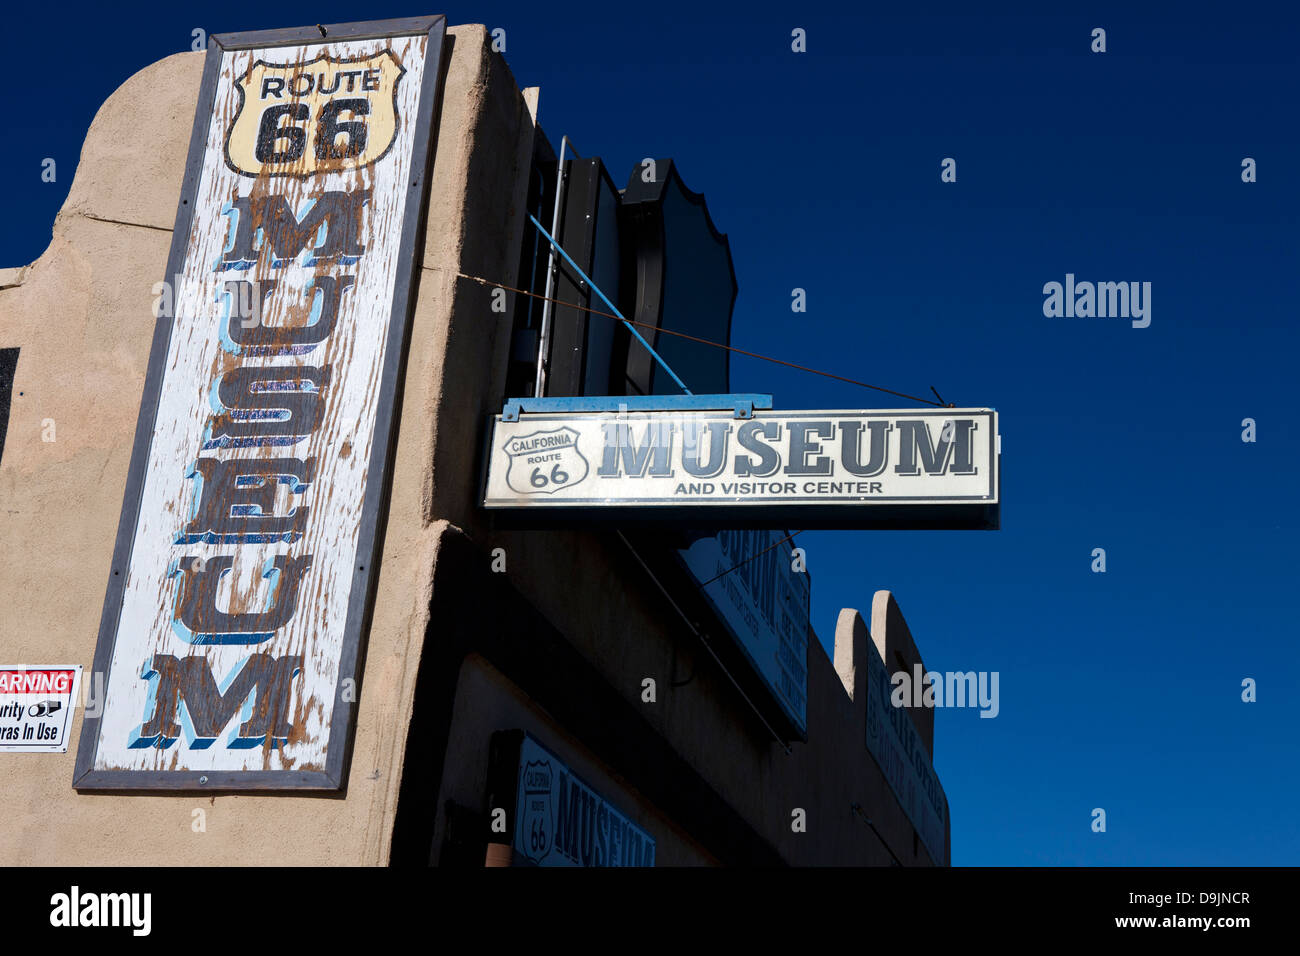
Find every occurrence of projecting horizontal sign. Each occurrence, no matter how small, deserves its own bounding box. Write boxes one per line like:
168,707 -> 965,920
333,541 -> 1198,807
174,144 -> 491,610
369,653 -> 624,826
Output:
74,17 -> 448,791
482,401 -> 999,529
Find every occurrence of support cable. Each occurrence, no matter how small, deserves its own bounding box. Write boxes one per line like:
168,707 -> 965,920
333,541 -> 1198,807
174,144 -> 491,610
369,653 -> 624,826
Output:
851,803 -> 905,866
616,531 -> 792,756
698,530 -> 805,589
458,271 -> 949,407
527,215 -> 693,396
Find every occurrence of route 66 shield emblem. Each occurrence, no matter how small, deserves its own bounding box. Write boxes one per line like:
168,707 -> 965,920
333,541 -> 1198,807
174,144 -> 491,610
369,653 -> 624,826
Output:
225,49 -> 406,177
519,758 -> 555,864
502,427 -> 589,495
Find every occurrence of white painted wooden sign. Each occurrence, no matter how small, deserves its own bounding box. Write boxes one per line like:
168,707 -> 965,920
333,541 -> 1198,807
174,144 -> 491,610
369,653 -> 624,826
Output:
75,17 -> 447,790
482,406 -> 999,529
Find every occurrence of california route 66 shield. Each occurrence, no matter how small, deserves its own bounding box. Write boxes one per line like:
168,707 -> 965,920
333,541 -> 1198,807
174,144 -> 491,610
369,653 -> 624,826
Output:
519,758 -> 555,864
502,427 -> 589,495
225,49 -> 406,177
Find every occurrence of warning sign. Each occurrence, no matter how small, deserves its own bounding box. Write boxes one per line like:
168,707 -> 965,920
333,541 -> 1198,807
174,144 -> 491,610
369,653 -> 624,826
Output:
0,666 -> 81,752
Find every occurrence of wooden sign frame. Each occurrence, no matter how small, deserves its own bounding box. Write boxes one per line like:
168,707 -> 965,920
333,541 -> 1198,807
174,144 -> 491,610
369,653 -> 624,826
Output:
74,16 -> 447,791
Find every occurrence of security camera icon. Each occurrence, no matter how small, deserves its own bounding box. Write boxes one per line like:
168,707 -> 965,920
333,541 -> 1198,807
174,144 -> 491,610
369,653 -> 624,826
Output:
29,700 -> 62,717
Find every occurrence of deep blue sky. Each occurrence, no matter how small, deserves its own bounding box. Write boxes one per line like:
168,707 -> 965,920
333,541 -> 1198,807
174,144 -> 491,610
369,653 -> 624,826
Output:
3,2 -> 1296,865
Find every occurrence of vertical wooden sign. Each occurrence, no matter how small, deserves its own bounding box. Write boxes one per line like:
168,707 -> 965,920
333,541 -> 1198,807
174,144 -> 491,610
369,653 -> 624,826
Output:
74,17 -> 447,790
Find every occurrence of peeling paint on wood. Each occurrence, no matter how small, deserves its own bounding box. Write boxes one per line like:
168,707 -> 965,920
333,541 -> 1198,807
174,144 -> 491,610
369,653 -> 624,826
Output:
74,18 -> 447,790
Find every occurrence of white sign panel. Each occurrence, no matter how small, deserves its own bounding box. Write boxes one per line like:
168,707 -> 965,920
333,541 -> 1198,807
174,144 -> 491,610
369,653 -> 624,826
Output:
483,408 -> 998,527
0,667 -> 81,753
75,18 -> 447,790
514,734 -> 656,867
864,643 -> 947,862
677,530 -> 809,733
